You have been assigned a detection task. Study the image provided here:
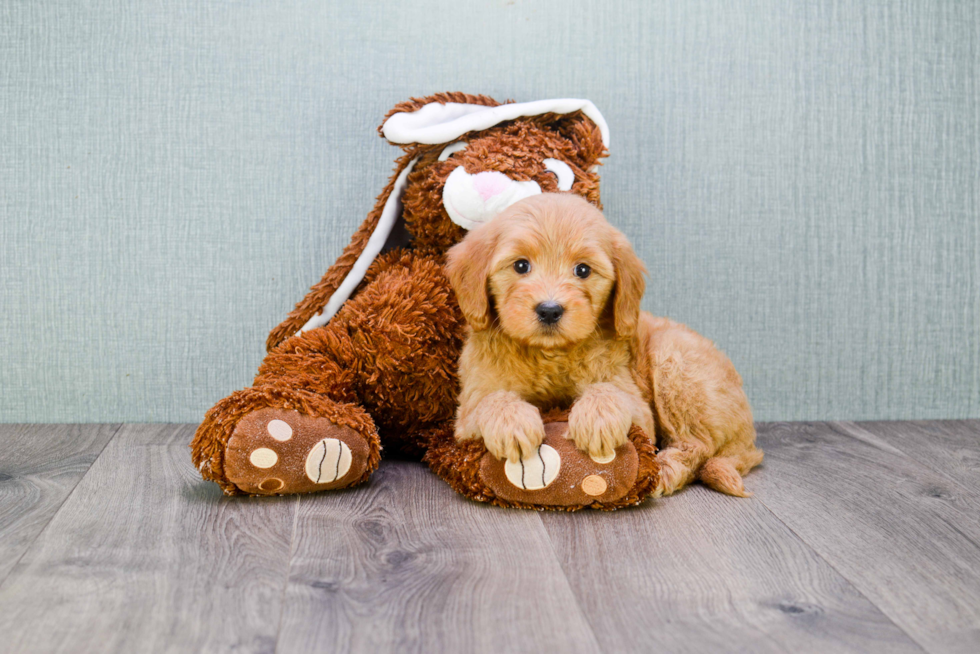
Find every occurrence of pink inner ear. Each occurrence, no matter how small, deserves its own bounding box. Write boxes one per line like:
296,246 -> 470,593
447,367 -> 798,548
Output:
472,171 -> 511,201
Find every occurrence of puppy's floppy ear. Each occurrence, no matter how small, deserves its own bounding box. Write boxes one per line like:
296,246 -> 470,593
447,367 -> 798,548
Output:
446,223 -> 499,330
610,232 -> 646,337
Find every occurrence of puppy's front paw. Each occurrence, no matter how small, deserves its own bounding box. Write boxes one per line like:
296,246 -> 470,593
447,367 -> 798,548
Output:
479,403 -> 546,463
568,387 -> 632,460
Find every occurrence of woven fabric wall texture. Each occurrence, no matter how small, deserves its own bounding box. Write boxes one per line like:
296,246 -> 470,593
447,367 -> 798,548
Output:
2,0 -> 977,422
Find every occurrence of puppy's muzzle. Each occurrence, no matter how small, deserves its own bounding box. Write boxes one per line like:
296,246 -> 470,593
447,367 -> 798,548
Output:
535,301 -> 564,325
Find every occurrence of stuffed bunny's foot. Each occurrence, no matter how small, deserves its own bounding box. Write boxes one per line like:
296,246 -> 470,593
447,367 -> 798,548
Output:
223,407 -> 375,495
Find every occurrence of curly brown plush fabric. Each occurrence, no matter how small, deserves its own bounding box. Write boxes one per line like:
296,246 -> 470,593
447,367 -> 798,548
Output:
256,249 -> 465,455
191,92 -> 656,507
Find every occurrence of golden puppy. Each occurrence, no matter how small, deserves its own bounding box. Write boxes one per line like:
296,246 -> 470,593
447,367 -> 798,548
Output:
446,193 -> 763,497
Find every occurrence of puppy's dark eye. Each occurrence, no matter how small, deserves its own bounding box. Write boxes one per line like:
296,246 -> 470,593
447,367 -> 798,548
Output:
574,263 -> 591,279
514,259 -> 531,274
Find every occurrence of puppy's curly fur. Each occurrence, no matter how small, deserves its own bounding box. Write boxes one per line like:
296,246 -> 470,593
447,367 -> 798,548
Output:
446,193 -> 763,497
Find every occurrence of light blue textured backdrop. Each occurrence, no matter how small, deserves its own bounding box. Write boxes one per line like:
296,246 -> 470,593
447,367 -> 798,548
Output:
1,0 -> 978,423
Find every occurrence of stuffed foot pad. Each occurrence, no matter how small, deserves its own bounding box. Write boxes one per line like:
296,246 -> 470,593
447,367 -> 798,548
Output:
479,422 -> 639,506
224,408 -> 370,495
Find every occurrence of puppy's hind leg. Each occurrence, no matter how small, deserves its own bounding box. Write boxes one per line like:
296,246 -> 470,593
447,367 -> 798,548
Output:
655,428 -> 763,498
699,446 -> 764,498
640,315 -> 763,498
654,440 -> 712,497
652,402 -> 762,498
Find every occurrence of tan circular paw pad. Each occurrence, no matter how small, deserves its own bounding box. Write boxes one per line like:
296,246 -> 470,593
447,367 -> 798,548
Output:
249,448 -> 278,468
581,474 -> 607,496
267,419 -> 293,441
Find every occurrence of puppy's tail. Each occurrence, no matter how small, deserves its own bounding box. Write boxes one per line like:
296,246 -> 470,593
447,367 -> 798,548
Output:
699,448 -> 764,498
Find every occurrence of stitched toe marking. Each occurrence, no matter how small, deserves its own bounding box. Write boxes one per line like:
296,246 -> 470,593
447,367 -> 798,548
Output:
305,438 -> 353,484
504,444 -> 561,490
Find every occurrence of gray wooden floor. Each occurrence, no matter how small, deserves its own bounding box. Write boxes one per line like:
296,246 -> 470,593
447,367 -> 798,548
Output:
0,422 -> 978,653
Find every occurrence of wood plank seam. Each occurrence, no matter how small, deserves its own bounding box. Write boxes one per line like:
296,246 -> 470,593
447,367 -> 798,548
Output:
0,423 -> 124,591
825,422 -> 909,457
751,494 -> 929,653
754,420 -> 980,651
272,494 -> 302,654
536,512 -> 606,650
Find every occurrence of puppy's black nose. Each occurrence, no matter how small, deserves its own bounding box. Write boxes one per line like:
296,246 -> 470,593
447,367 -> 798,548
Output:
535,301 -> 564,325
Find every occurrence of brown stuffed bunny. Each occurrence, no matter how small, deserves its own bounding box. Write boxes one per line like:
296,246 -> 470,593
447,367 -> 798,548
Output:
190,92 -> 658,508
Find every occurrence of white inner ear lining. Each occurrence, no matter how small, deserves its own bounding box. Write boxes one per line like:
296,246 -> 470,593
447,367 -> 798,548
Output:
382,99 -> 610,148
438,141 -> 468,161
